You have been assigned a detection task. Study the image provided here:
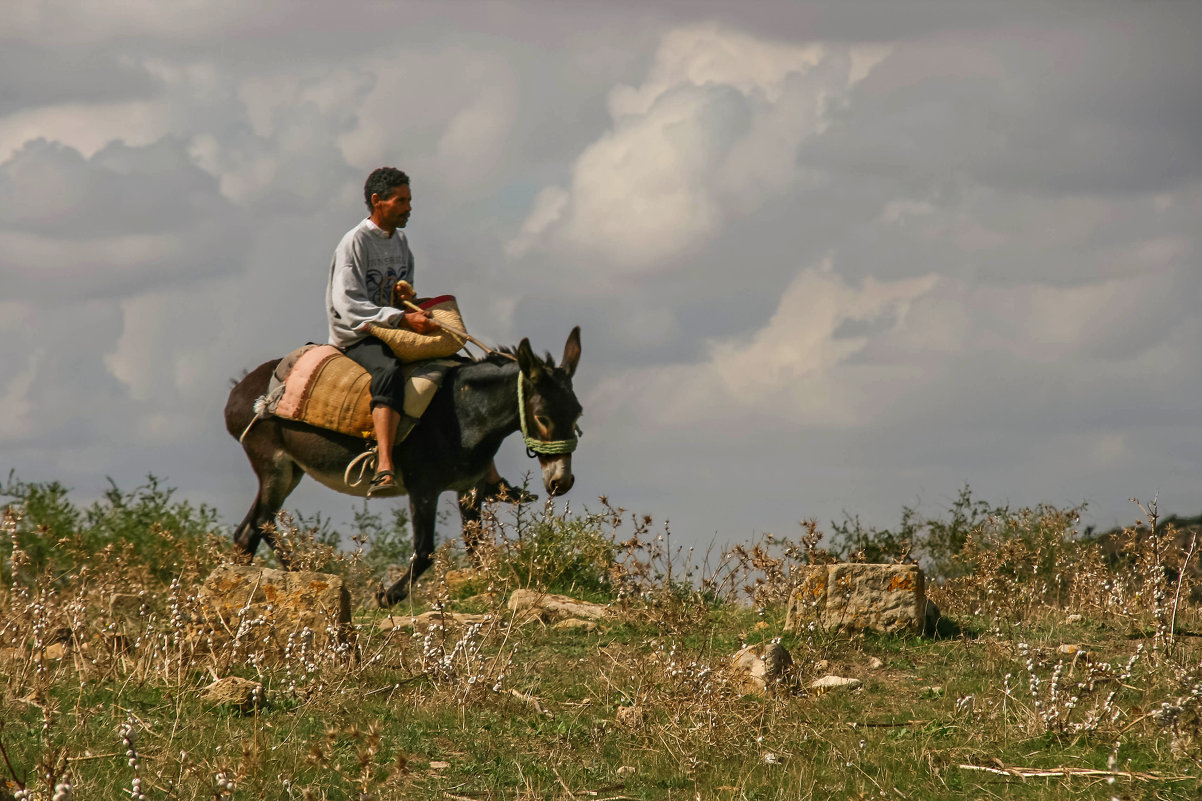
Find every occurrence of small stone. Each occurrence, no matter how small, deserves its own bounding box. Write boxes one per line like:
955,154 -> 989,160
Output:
729,643 -> 794,697
379,610 -> 493,632
1065,613 -> 1084,624
616,705 -> 647,730
616,765 -> 636,779
201,677 -> 265,713
429,761 -> 450,770
43,643 -> 68,661
810,675 -> 862,693
443,569 -> 480,594
1057,644 -> 1084,656
507,590 -> 609,623
551,618 -> 598,633
867,656 -> 884,670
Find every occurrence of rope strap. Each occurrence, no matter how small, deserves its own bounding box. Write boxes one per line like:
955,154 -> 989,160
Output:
344,448 -> 378,487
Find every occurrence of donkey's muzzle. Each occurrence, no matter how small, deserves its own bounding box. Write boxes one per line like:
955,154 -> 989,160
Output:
541,455 -> 574,496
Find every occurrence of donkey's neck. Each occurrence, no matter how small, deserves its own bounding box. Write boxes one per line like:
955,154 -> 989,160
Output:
453,359 -> 521,451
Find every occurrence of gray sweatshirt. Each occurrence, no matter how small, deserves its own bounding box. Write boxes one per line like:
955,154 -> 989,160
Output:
326,218 -> 415,348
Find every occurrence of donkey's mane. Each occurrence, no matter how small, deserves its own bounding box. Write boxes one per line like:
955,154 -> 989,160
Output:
479,346 -> 556,369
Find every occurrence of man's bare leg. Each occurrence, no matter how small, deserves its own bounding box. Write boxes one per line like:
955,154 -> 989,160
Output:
372,405 -> 401,486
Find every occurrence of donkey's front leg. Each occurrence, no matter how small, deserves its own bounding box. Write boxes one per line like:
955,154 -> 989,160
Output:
377,491 -> 439,607
458,489 -> 485,565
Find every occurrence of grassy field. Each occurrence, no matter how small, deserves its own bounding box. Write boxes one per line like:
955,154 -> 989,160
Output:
2,477 -> 1201,799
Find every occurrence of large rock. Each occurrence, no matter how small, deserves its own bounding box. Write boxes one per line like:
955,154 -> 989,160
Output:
784,564 -> 926,635
196,565 -> 353,657
507,589 -> 609,624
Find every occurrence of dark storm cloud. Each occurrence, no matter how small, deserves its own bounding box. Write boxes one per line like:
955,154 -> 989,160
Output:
801,16 -> 1202,197
0,45 -> 161,116
0,137 -> 250,300
0,138 -> 231,237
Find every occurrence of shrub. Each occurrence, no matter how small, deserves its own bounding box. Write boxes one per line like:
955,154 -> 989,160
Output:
1,473 -> 224,584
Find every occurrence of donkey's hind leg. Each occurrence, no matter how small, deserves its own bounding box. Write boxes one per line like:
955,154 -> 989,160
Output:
233,440 -> 304,566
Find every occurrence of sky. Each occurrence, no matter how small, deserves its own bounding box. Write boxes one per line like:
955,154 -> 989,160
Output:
3,0 -> 1201,552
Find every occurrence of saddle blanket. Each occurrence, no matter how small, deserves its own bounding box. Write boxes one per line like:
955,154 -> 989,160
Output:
254,344 -> 455,440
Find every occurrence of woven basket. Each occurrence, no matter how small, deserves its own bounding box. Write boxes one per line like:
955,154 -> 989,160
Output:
367,295 -> 467,362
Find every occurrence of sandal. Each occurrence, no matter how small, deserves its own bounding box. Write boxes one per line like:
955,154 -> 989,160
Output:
479,477 -> 538,505
367,469 -> 397,498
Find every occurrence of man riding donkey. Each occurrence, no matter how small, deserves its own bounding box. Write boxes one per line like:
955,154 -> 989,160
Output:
327,166 -> 534,500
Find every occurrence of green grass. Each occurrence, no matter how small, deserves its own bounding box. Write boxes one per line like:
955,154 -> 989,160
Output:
3,478 -> 1202,799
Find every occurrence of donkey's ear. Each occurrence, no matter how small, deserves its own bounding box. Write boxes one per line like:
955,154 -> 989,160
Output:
517,338 -> 544,382
560,326 -> 581,378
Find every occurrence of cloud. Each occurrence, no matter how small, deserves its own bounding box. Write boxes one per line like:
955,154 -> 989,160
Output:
0,45 -> 161,117
802,18 -> 1202,197
592,254 -> 1199,435
0,138 -> 249,301
1,0 -> 288,42
507,24 -> 889,281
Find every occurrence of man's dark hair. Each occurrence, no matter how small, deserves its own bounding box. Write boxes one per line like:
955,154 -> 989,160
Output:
364,167 -> 410,211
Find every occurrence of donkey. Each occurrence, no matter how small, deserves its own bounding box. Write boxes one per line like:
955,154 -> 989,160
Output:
224,328 -> 582,606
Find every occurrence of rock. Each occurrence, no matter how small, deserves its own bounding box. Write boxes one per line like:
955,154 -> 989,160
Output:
201,677 -> 265,713
443,569 -> 482,594
784,564 -> 927,635
1065,613 -> 1084,624
1057,644 -> 1086,657
551,618 -> 598,633
810,675 -> 862,694
616,705 -> 647,730
729,643 -> 794,697
507,589 -> 609,624
867,656 -> 884,670
42,642 -> 68,661
108,593 -> 146,618
196,565 -> 352,659
377,610 -> 494,632
616,766 -> 636,779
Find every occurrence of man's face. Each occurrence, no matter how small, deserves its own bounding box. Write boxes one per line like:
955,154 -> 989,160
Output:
371,184 -> 411,232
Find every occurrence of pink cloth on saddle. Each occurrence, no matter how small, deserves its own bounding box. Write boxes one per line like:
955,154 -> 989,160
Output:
273,344 -> 346,421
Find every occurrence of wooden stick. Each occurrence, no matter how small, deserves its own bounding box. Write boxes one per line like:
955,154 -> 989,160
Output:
958,764 -> 1193,782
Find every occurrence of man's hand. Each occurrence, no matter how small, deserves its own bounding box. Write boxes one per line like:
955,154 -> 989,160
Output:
391,280 -> 417,308
403,309 -> 439,334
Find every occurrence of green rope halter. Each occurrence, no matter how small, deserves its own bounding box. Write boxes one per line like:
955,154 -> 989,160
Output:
518,372 -> 579,457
